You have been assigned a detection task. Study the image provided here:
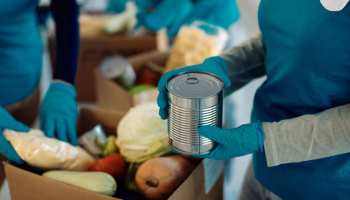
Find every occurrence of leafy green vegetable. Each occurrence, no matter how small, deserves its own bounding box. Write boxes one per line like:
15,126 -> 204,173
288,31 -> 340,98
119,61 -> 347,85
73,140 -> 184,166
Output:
116,103 -> 170,163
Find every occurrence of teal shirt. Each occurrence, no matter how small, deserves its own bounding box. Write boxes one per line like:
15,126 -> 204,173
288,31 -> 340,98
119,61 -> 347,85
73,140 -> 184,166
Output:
0,0 -> 42,106
253,0 -> 350,199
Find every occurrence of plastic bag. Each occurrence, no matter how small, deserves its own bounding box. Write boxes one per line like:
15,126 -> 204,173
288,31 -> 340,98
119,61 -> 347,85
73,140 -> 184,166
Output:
165,21 -> 228,72
4,129 -> 94,170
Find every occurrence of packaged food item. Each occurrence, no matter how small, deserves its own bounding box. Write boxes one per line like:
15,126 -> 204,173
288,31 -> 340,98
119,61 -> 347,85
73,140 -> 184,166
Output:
135,155 -> 195,199
88,153 -> 126,180
79,125 -> 107,156
43,171 -> 117,196
4,129 -> 94,170
100,55 -> 136,90
165,21 -> 228,72
167,72 -> 224,155
116,103 -> 170,163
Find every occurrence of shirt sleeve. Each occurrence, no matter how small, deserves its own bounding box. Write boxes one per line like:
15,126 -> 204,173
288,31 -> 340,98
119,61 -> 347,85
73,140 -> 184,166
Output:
263,103 -> 350,167
219,34 -> 266,95
51,0 -> 79,84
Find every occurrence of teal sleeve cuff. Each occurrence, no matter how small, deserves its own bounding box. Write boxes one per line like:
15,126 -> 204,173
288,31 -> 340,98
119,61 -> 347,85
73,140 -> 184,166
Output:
49,82 -> 76,98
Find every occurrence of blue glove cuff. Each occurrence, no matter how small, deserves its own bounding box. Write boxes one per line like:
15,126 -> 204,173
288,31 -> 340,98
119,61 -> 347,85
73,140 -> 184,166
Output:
48,82 -> 76,98
203,56 -> 231,87
204,56 -> 229,73
254,122 -> 265,152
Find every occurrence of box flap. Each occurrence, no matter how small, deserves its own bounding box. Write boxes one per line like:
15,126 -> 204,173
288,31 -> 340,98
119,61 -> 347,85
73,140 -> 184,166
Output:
95,68 -> 133,112
77,106 -> 125,135
4,163 -> 120,200
128,50 -> 169,71
168,162 -> 223,200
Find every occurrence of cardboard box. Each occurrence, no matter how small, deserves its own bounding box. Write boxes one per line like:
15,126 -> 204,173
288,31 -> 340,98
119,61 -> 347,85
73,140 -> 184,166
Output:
4,108 -> 223,200
49,35 -> 158,102
48,15 -> 167,102
4,60 -> 224,200
4,162 -> 222,200
95,50 -> 168,113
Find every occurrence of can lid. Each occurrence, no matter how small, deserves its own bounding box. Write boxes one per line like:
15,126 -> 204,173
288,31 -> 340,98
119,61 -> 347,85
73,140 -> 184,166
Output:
100,56 -> 131,79
167,72 -> 223,98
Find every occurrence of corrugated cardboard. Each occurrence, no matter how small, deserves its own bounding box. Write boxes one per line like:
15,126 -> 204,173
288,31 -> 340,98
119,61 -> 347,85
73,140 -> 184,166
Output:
77,106 -> 125,136
81,34 -> 157,102
94,67 -> 133,113
4,163 -> 119,200
94,51 -> 168,113
49,35 -> 158,102
4,161 -> 222,200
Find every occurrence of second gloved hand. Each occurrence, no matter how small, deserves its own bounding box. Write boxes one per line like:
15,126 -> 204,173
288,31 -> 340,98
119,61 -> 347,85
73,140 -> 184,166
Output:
40,82 -> 78,145
136,0 -> 193,38
157,56 -> 231,119
198,123 -> 264,160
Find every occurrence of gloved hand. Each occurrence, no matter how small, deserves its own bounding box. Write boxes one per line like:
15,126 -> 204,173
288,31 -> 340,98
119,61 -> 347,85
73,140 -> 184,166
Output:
0,107 -> 30,164
40,82 -> 78,145
187,0 -> 240,30
198,123 -> 264,160
106,0 -> 128,13
157,56 -> 231,119
136,0 -> 193,38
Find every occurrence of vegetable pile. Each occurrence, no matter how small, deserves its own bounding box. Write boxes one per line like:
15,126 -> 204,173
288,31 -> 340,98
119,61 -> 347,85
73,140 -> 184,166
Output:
6,103 -> 196,199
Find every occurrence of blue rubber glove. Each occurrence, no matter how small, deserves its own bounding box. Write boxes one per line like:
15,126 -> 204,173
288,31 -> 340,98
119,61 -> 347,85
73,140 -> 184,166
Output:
134,0 -> 156,11
136,0 -> 193,38
187,0 -> 240,30
0,107 -> 30,164
40,82 -> 78,145
106,0 -> 128,13
198,123 -> 264,160
157,56 -> 231,119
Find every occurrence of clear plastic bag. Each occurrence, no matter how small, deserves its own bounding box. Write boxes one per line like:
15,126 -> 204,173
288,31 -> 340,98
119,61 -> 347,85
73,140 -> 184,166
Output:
165,21 -> 228,72
4,129 -> 95,170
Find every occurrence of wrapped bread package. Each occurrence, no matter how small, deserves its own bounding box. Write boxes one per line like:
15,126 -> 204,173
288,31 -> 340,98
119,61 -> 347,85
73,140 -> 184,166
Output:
165,21 -> 228,72
4,129 -> 95,170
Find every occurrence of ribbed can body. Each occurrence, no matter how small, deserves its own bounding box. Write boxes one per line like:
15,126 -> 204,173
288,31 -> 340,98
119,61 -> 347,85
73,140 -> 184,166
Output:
167,72 -> 223,155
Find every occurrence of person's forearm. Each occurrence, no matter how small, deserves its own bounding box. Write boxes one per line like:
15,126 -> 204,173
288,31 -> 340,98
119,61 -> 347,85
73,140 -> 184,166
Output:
220,35 -> 266,95
263,103 -> 350,167
51,0 -> 79,84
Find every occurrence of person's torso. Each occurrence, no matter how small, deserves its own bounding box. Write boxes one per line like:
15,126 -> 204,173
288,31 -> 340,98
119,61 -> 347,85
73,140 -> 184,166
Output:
253,0 -> 350,199
0,0 -> 42,106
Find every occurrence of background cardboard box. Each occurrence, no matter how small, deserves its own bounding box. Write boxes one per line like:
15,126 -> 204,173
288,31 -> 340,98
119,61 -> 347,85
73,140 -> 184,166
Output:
49,15 -> 168,102
49,34 -> 158,102
94,50 -> 168,113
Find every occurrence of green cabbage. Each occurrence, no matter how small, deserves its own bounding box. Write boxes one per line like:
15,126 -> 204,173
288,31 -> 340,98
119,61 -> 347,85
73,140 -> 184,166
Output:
116,103 -> 170,163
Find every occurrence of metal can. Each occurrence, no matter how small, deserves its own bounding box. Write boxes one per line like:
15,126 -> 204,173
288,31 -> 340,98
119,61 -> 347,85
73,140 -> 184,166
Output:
167,72 -> 223,155
100,55 -> 136,89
